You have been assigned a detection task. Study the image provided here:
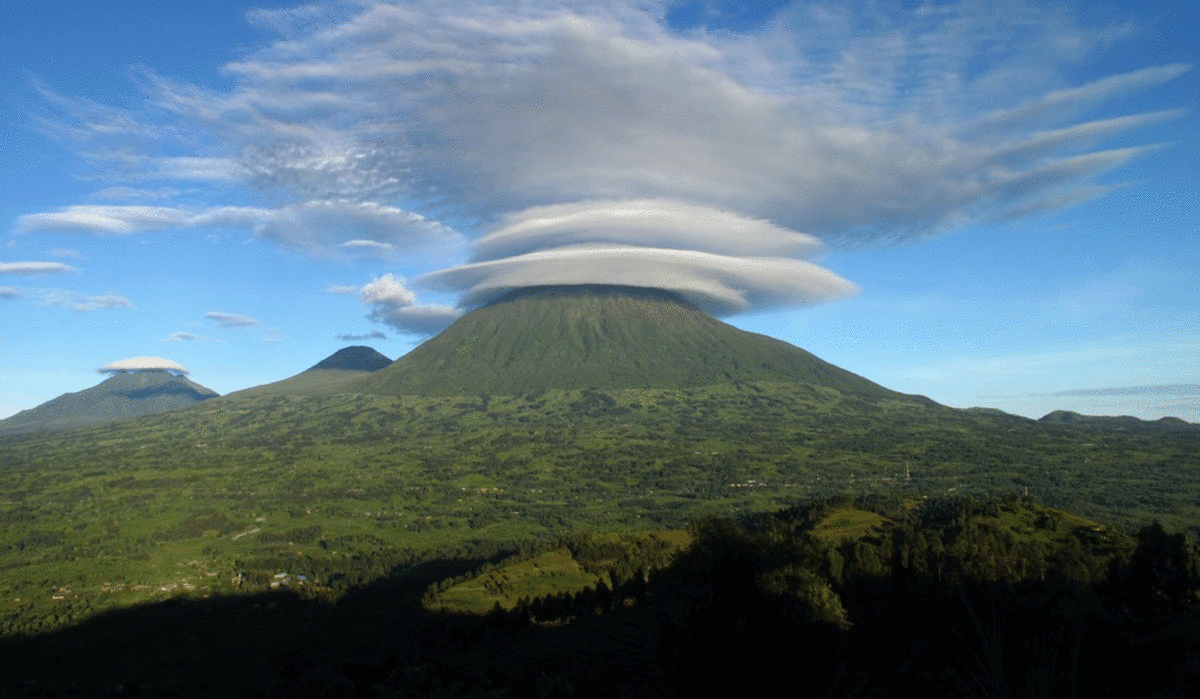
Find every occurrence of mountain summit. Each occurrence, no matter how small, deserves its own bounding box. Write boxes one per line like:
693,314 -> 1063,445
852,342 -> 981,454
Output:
0,371 -> 218,436
352,285 -> 896,397
307,346 -> 392,372
221,346 -> 393,400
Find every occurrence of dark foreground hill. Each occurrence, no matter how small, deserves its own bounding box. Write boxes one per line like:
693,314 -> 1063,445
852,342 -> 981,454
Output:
221,346 -> 392,399
352,285 -> 898,398
0,370 -> 217,436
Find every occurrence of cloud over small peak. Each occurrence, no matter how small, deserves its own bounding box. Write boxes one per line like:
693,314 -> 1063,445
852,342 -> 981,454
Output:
98,357 -> 190,374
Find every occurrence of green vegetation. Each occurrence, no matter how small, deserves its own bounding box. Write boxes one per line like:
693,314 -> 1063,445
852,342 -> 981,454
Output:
2,496 -> 1196,697
348,285 -> 898,397
1,380 -> 1196,638
425,530 -> 692,614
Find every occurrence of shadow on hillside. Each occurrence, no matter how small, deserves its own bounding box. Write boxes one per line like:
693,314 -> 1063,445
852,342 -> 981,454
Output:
0,557 -> 502,698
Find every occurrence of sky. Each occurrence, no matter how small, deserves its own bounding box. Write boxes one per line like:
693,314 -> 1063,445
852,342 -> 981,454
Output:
1,0 -> 1197,422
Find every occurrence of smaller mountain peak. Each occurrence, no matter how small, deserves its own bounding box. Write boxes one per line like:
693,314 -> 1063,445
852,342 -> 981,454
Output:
308,346 -> 392,373
1038,410 -> 1083,423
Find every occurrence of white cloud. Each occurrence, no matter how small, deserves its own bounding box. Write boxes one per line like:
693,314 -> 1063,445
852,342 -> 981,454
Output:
164,331 -> 222,343
0,261 -> 78,275
359,273 -> 461,335
324,284 -> 359,295
360,274 -> 416,308
98,357 -> 189,374
0,287 -> 18,300
17,206 -> 187,235
34,290 -> 133,313
205,311 -> 261,328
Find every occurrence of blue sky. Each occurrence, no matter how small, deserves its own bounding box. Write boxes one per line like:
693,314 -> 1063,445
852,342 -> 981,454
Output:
1,0 -> 1197,422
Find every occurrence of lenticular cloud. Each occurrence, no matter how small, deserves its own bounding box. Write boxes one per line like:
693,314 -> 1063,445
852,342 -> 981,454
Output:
20,0 -> 1189,321
428,199 -> 855,314
98,357 -> 190,374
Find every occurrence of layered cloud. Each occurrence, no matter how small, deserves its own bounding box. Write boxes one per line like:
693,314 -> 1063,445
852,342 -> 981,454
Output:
423,245 -> 856,316
98,357 -> 190,374
470,200 -> 822,262
16,0 -> 1189,317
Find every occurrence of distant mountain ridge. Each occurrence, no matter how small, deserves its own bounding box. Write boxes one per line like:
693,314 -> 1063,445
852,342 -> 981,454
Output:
1038,410 -> 1198,431
0,371 -> 218,436
350,285 -> 901,398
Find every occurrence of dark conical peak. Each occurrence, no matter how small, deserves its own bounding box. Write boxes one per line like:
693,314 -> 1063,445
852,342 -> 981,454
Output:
350,284 -> 897,397
308,346 -> 392,373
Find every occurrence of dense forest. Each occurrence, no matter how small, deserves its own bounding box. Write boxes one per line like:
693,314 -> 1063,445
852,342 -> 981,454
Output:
1,494 -> 1196,697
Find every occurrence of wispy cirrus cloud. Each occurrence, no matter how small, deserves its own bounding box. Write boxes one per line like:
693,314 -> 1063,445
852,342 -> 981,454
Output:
164,331 -> 223,344
34,290 -> 133,313
337,330 -> 387,342
205,311 -> 261,328
0,287 -> 19,300
17,201 -> 462,260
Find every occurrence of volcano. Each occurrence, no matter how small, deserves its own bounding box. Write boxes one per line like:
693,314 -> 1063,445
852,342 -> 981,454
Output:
0,371 -> 218,436
221,346 -> 393,399
351,285 -> 897,398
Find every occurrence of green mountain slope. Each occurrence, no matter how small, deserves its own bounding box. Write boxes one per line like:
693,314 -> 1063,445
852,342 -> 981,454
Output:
221,346 -> 392,400
0,371 -> 217,436
352,285 -> 898,398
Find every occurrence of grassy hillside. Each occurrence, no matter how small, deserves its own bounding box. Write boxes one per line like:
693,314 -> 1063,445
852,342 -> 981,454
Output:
2,380 -> 1197,636
351,285 -> 899,397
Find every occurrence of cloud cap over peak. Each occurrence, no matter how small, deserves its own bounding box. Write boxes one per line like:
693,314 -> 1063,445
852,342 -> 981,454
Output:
421,245 -> 858,316
98,357 -> 190,374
